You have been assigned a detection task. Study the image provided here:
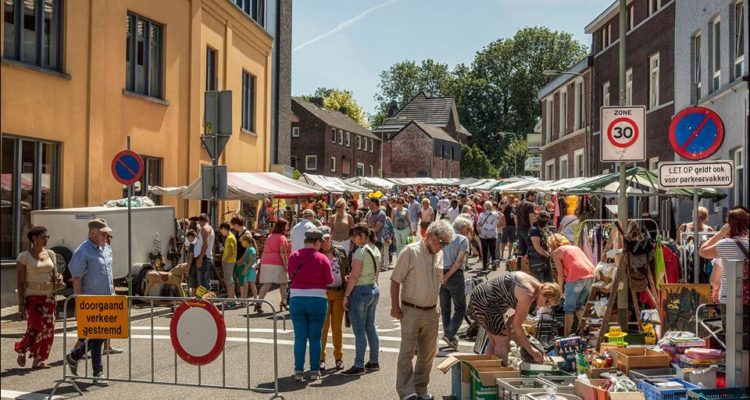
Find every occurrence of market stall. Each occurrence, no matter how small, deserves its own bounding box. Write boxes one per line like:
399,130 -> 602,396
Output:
300,173 -> 371,194
345,176 -> 395,190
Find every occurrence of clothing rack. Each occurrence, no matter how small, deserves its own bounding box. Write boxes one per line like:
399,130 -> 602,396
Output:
678,230 -> 719,284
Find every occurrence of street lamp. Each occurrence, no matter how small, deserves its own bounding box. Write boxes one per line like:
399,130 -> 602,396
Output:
542,69 -> 590,177
498,131 -> 520,177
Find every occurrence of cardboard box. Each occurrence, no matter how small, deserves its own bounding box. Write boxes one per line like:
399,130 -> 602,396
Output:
437,354 -> 502,400
610,348 -> 670,373
574,379 -> 646,400
587,368 -> 618,379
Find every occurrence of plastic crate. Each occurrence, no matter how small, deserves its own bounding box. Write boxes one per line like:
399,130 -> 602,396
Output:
536,376 -> 577,394
496,378 -> 554,400
638,378 -> 700,400
625,330 -> 646,345
628,368 -> 680,381
687,388 -> 750,400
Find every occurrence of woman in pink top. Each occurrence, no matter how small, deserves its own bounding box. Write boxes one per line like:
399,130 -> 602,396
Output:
548,234 -> 595,336
257,219 -> 291,313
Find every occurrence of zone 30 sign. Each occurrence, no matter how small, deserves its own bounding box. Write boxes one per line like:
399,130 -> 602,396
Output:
600,106 -> 646,162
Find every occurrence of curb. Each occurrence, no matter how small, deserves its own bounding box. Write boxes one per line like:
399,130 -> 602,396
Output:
0,307 -> 173,339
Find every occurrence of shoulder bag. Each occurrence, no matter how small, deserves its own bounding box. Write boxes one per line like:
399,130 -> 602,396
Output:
731,238 -> 750,305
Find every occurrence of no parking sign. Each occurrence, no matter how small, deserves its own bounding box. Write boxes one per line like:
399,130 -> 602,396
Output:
600,106 -> 646,162
170,298 -> 226,366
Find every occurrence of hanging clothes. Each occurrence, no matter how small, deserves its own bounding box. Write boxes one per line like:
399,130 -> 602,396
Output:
580,227 -> 595,265
654,236 -> 666,289
662,244 -> 679,284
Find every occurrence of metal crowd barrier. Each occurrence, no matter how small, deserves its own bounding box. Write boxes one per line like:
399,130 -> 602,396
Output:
47,295 -> 283,399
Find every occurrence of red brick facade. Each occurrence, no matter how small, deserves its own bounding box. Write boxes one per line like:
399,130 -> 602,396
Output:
382,123 -> 461,178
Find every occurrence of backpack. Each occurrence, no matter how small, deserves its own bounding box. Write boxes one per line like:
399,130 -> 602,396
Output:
731,239 -> 750,306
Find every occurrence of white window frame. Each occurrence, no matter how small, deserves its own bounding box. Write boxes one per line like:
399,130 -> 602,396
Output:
559,155 -> 569,179
624,68 -> 633,105
734,1 -> 745,79
545,99 -> 553,143
574,80 -> 583,130
648,157 -> 660,215
649,53 -> 660,109
693,32 -> 702,101
345,131 -> 350,147
559,89 -> 567,136
338,129 -> 344,145
356,135 -> 361,149
291,126 -> 299,138
544,159 -> 555,180
331,156 -> 336,172
628,4 -> 635,30
712,17 -> 722,91
733,147 -> 744,204
370,139 -> 375,153
305,155 -> 317,171
356,163 -> 365,177
331,128 -> 336,143
573,149 -> 585,178
649,0 -> 661,16
370,165 -> 374,176
602,82 -> 610,107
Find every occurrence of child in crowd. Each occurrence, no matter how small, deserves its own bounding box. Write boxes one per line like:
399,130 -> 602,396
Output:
220,223 -> 237,300
236,233 -> 259,301
185,230 -> 198,297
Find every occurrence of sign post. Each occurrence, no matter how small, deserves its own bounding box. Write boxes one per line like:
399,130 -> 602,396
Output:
668,106 -> 727,282
170,298 -> 226,365
203,91 -> 232,227
111,141 -> 144,297
76,295 -> 129,339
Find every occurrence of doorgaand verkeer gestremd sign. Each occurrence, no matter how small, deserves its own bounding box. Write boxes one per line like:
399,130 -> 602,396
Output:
659,161 -> 734,188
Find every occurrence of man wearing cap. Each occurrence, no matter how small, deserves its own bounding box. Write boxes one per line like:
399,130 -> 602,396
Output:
65,218 -> 115,383
291,209 -> 317,252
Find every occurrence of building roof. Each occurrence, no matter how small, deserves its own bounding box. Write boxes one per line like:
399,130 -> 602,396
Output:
372,92 -> 471,136
537,57 -> 590,100
292,97 -> 380,141
584,0 -> 635,33
407,121 -> 458,143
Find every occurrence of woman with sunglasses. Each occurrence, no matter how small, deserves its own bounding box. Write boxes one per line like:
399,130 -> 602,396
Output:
467,271 -> 561,364
15,226 -> 63,369
330,198 -> 354,255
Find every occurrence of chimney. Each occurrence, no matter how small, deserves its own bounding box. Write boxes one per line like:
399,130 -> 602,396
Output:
309,97 -> 324,107
339,106 -> 348,115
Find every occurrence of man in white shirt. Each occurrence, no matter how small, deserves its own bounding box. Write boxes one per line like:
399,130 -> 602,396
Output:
290,209 -> 317,252
477,201 -> 500,270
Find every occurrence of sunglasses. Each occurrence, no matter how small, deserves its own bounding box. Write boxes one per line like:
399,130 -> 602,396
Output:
38,234 -> 51,239
437,237 -> 450,247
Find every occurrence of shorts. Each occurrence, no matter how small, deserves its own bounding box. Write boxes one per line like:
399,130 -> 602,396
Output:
234,264 -> 257,286
563,278 -> 593,313
222,262 -> 236,284
501,226 -> 516,244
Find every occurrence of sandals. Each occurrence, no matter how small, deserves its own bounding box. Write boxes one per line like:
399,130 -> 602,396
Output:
17,352 -> 26,367
32,360 -> 51,369
254,303 -> 263,314
279,302 -> 289,312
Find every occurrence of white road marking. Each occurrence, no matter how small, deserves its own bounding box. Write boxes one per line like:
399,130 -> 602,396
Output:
0,389 -> 63,400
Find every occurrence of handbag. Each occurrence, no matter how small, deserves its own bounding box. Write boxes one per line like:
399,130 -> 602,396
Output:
626,227 -> 654,255
49,250 -> 66,293
731,239 -> 750,306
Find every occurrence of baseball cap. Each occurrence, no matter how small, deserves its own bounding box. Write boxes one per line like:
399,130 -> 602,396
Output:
305,229 -> 324,241
319,226 -> 332,240
88,218 -> 113,233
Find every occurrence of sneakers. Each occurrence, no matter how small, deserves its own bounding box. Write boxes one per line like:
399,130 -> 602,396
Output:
93,371 -> 108,386
319,361 -> 326,371
103,347 -> 124,355
400,394 -> 418,400
65,354 -> 78,376
335,360 -> 344,370
308,370 -> 321,381
441,336 -> 459,350
293,371 -> 305,382
364,361 -> 380,371
418,393 -> 435,400
340,366 -> 365,376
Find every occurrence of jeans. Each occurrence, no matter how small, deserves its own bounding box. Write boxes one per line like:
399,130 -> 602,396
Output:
516,227 -> 530,257
439,270 -> 466,340
348,284 -> 380,368
480,237 -> 497,269
197,258 -> 211,289
289,296 -> 328,372
563,278 -> 593,313
70,338 -> 104,375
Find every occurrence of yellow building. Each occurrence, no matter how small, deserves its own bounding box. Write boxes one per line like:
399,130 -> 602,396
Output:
1,0 -> 285,259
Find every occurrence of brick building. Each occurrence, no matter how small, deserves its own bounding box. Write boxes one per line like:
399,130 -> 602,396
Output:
538,58 -> 592,180
586,0 -> 676,175
291,97 -> 381,178
372,91 -> 469,178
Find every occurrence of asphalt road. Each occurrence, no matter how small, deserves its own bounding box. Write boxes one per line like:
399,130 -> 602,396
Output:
1,255 -> 506,400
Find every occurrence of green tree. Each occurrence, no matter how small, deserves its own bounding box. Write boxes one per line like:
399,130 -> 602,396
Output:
460,144 -> 497,178
302,87 -> 370,128
372,59 -> 454,124
497,138 -> 528,178
458,27 -> 587,163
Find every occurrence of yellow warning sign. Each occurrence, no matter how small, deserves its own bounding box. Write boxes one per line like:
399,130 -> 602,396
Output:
76,295 -> 129,339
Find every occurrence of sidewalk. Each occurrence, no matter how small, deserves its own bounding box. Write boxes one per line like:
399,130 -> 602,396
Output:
0,297 -> 172,338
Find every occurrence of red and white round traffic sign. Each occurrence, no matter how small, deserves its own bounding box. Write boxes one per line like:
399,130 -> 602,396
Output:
607,117 -> 639,148
170,298 -> 226,366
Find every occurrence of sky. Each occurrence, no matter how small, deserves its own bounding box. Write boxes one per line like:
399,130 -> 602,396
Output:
291,0 -> 607,115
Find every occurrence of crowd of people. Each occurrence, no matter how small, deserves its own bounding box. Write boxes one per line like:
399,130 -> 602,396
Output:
12,184 -> 748,400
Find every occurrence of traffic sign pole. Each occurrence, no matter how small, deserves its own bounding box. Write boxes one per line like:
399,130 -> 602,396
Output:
617,0 -> 628,329
127,136 -> 133,297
